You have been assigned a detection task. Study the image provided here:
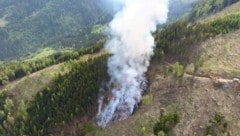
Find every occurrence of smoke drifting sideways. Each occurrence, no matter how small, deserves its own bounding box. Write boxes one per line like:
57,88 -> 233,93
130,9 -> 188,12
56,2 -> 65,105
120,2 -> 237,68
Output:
96,0 -> 169,127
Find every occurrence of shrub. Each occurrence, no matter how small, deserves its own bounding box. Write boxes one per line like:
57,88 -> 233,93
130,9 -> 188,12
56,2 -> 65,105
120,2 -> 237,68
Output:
153,112 -> 179,136
172,62 -> 184,78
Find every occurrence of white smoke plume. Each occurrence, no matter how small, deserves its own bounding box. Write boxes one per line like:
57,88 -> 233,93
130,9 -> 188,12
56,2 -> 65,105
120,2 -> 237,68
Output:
96,0 -> 169,127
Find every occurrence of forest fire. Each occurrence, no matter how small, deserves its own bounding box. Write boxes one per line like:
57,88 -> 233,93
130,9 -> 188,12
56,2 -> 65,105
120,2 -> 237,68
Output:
96,0 -> 169,127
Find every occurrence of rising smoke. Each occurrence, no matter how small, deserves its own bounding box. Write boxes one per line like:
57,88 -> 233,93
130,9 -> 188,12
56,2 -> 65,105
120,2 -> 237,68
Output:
96,0 -> 169,127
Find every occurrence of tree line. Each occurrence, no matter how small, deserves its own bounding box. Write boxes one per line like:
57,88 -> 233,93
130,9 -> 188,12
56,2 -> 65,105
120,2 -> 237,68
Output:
0,54 -> 108,135
0,40 -> 104,86
154,12 -> 240,63
189,0 -> 239,21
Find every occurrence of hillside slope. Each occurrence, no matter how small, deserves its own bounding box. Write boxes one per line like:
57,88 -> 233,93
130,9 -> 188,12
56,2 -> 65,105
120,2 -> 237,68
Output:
90,29 -> 240,136
0,1 -> 239,136
88,2 -> 240,136
0,0 -> 109,60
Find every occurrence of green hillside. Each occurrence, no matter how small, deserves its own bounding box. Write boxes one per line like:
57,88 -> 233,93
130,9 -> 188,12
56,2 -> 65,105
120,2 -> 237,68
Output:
0,0 -> 109,60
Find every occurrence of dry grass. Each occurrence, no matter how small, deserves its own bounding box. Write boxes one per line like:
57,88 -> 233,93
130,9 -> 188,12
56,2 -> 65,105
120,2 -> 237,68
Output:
186,29 -> 240,79
91,62 -> 240,136
0,63 -> 66,105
